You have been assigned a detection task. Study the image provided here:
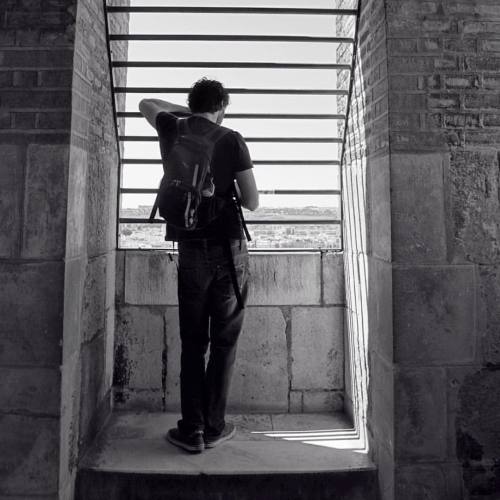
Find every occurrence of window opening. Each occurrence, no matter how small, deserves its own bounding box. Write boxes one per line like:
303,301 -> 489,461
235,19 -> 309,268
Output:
106,0 -> 359,250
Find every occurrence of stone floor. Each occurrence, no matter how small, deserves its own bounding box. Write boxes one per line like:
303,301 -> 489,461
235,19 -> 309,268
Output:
80,411 -> 374,475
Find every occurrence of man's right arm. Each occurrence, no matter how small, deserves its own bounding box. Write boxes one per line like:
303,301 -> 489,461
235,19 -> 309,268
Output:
138,99 -> 191,129
235,170 -> 259,211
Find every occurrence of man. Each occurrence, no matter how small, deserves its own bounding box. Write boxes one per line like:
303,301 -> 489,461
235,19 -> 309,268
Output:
139,78 -> 259,453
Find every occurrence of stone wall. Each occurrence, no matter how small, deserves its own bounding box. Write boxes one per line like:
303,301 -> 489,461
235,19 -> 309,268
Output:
343,0 -> 500,498
339,0 -> 394,496
0,1 -> 128,498
387,1 -> 500,498
113,251 -> 345,414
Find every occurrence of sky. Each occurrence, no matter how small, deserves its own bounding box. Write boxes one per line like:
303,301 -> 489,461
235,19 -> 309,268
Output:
113,1 -> 356,209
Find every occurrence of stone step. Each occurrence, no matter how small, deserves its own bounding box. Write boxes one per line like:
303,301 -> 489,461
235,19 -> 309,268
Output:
76,411 -> 377,500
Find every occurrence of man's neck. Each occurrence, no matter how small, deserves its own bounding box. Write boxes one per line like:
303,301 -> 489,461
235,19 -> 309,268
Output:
192,111 -> 217,123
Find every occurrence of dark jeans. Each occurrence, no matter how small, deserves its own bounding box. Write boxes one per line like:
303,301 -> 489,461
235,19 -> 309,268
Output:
176,238 -> 249,436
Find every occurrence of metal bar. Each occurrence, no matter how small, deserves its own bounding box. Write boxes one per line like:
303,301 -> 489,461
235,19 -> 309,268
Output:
120,135 -> 343,143
113,61 -> 352,70
110,34 -> 355,43
118,112 -> 347,120
339,0 -> 363,253
119,218 -> 341,224
120,188 -> 341,195
106,7 -> 358,15
115,87 -> 348,95
121,159 -> 341,165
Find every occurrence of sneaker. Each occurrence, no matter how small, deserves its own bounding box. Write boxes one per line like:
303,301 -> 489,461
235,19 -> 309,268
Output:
204,423 -> 236,448
166,428 -> 205,453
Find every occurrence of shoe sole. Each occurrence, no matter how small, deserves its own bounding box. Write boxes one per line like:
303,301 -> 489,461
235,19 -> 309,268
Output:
165,433 -> 205,453
204,426 -> 237,448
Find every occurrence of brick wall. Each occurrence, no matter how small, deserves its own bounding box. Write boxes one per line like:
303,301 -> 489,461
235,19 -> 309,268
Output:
113,251 -> 345,414
0,1 -> 128,498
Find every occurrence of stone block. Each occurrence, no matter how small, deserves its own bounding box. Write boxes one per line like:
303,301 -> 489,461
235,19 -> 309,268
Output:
105,307 -> 115,393
477,265 -> 500,364
368,154 -> 391,261
448,149 -> 500,264
393,265 -> 475,365
0,414 -> 59,496
390,153 -> 447,263
0,262 -> 64,366
395,464 -> 463,500
105,251 -> 116,312
65,146 -> 87,259
455,368 -> 500,462
0,145 -> 24,258
0,367 -> 60,415
62,257 -> 85,362
322,252 -> 344,305
79,334 -> 106,443
395,367 -> 447,461
289,391 -> 303,412
303,390 -> 343,412
369,351 -> 394,450
115,250 -> 125,304
22,144 -> 69,259
81,255 -> 107,343
124,251 -> 178,305
229,307 -> 289,412
114,306 -> 165,391
291,307 -> 344,391
248,253 -> 321,305
367,256 -> 393,363
114,388 -> 164,412
86,154 -> 114,257
59,351 -> 81,491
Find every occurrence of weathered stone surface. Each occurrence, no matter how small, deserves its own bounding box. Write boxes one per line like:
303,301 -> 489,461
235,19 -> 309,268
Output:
289,391 -> 303,412
22,144 -> 69,259
114,388 -> 164,412
0,367 -> 60,415
448,149 -> 500,264
114,306 -> 165,393
368,256 -> 393,363
248,253 -> 321,305
0,262 -> 64,366
115,250 -> 125,304
369,351 -> 394,450
59,351 -> 81,493
291,307 -> 343,391
0,414 -> 59,496
322,252 -> 345,305
391,153 -> 447,263
456,368 -> 500,462
0,145 -> 23,258
229,307 -> 289,412
62,257 -> 85,362
395,464 -> 464,500
81,255 -> 107,343
66,145 -> 87,259
79,334 -> 106,443
477,265 -> 500,364
393,265 -> 475,365
368,154 -> 391,261
303,390 -> 344,412
105,249 -> 116,312
395,367 -> 447,461
124,251 -> 178,305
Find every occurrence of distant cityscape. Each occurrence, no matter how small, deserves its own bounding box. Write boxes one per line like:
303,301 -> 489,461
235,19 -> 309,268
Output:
120,206 -> 341,249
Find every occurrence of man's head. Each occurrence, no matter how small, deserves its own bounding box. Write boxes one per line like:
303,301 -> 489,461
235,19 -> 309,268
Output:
188,78 -> 229,124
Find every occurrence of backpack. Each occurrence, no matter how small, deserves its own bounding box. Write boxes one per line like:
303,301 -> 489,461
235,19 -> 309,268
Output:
149,118 -> 230,230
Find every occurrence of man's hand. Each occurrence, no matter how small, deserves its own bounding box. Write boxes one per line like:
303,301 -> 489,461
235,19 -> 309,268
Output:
138,99 -> 191,128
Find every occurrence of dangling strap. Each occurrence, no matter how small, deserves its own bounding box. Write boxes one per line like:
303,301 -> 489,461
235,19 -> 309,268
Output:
231,184 -> 251,242
223,239 -> 245,310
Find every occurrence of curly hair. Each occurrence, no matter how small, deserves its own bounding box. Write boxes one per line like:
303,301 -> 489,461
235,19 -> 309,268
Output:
187,78 -> 230,113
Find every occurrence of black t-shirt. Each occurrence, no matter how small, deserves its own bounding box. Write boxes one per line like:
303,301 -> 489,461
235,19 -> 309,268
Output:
155,112 -> 253,241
